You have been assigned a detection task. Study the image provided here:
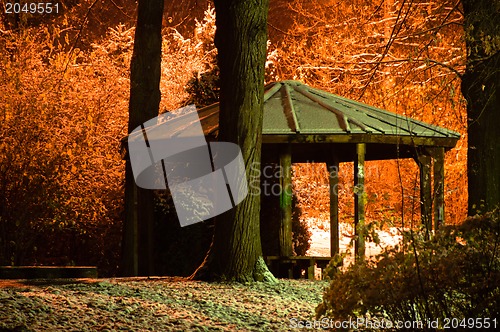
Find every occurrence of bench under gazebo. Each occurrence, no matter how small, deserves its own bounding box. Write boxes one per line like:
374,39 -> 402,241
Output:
197,80 -> 460,279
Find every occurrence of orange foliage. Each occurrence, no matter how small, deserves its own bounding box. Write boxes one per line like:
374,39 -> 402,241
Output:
0,24 -> 128,272
0,0 -> 469,274
271,0 -> 468,227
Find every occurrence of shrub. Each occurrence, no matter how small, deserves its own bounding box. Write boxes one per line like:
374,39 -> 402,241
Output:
0,25 -> 128,275
316,208 -> 500,328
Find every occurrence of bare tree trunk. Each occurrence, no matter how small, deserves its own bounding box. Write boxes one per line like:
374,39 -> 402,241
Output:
192,0 -> 276,282
461,0 -> 500,214
122,0 -> 164,276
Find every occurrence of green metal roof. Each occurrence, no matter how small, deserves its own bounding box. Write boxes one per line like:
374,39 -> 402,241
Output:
198,80 -> 460,148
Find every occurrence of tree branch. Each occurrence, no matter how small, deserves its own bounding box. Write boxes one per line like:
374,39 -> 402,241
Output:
338,57 -> 464,78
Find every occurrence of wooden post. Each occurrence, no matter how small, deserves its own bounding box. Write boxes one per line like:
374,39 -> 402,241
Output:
308,258 -> 315,280
327,158 -> 340,257
138,187 -> 155,276
354,143 -> 366,261
279,144 -> 293,257
433,147 -> 445,230
122,162 -> 139,276
417,154 -> 432,239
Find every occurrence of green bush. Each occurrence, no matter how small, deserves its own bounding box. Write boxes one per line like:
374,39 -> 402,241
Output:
316,209 -> 500,328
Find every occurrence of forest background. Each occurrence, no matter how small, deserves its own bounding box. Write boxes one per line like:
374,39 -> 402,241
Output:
0,0 -> 467,276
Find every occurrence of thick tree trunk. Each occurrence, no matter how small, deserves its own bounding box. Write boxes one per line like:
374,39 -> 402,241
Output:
192,0 -> 275,282
461,0 -> 500,214
122,0 -> 164,276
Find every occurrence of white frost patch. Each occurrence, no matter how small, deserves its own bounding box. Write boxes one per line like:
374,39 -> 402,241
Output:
305,218 -> 403,269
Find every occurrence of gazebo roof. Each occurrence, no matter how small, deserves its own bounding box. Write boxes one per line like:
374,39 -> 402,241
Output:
198,80 -> 460,150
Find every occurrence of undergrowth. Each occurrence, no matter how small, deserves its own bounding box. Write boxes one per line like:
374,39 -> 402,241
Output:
317,208 -> 500,329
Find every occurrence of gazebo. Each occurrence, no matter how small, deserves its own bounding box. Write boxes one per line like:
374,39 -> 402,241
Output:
196,80 -> 460,275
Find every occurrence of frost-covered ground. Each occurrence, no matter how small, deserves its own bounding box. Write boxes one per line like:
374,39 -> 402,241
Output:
306,218 -> 403,267
0,278 -> 327,331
